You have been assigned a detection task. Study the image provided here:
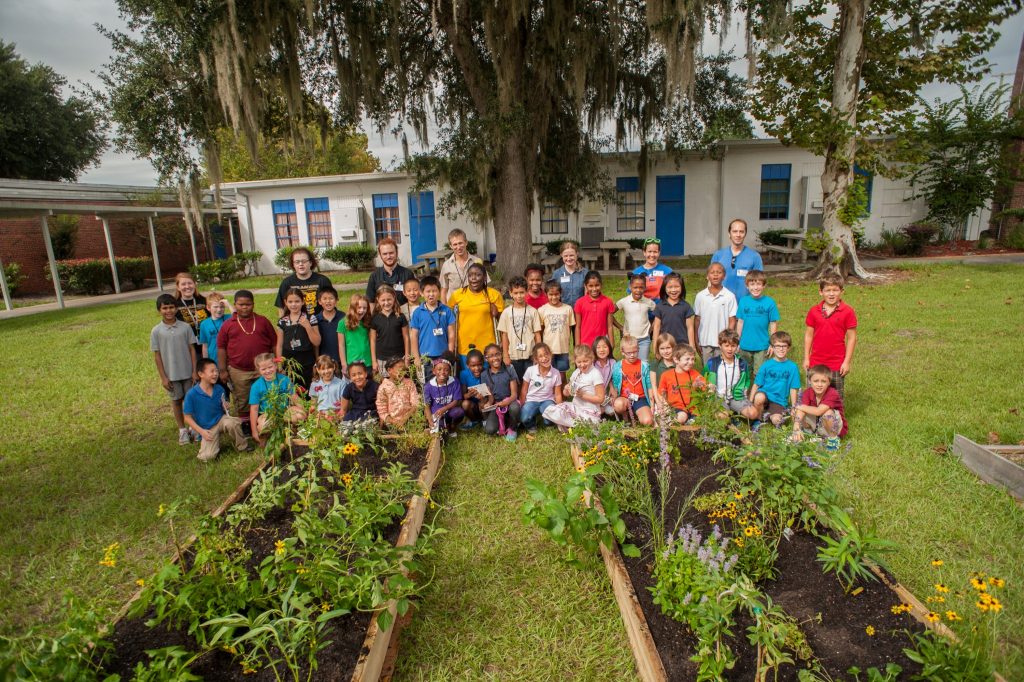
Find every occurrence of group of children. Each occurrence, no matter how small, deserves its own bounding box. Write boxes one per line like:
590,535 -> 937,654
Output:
152,243 -> 856,458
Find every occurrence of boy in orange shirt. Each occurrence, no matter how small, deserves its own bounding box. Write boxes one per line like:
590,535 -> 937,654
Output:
657,344 -> 704,424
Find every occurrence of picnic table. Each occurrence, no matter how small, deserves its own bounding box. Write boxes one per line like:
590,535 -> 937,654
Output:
416,248 -> 452,272
541,254 -> 562,272
761,233 -> 807,264
599,240 -> 633,271
580,248 -> 602,271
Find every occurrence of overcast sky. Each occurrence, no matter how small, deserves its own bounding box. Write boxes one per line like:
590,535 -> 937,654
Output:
2,0 -> 1021,186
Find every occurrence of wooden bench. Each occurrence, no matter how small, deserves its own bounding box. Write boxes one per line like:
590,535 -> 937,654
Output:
541,254 -> 561,272
411,261 -> 430,277
627,249 -> 644,267
761,245 -> 803,264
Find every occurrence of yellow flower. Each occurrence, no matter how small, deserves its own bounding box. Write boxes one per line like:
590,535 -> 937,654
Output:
296,565 -> 308,575
320,602 -> 331,612
99,542 -> 121,568
135,578 -> 145,587
926,612 -> 940,623
734,491 -> 744,500
734,537 -> 745,547
931,559 -> 944,567
977,599 -> 990,612
342,473 -> 353,486
970,577 -> 988,591
945,611 -> 961,622
865,625 -> 876,636
274,540 -> 286,556
934,583 -> 949,593
744,526 -> 756,537
157,504 -> 167,517
891,604 -> 912,615
989,577 -> 1005,589
342,443 -> 359,456
989,598 -> 1003,612
605,438 -> 614,445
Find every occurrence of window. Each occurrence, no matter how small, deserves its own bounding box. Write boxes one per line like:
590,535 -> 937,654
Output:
616,177 -> 645,232
854,164 -> 873,216
272,199 -> 299,248
759,164 -> 792,220
304,197 -> 332,247
372,193 -> 401,243
540,201 -> 569,234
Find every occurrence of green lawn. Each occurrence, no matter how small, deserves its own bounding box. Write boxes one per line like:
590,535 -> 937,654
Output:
1,264 -> 1022,677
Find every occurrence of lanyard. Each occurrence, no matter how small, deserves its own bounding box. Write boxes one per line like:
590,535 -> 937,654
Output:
512,306 -> 527,345
672,368 -> 693,408
722,360 -> 737,398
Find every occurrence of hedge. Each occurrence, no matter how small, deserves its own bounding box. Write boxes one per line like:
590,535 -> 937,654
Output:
189,252 -> 262,283
48,257 -> 154,295
321,245 -> 376,270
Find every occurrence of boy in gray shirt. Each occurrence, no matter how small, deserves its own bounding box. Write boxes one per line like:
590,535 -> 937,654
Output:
151,293 -> 199,445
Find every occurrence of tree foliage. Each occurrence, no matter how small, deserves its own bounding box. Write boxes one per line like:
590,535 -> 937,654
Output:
0,42 -> 107,181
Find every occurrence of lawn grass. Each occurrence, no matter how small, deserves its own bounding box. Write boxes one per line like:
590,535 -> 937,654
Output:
393,430 -> 636,680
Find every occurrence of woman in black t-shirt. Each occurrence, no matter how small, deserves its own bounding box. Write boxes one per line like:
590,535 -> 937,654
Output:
274,247 -> 334,317
174,272 -> 207,354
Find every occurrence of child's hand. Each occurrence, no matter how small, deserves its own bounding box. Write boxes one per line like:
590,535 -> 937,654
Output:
803,357 -> 810,371
839,360 -> 851,376
161,377 -> 172,391
466,387 -> 479,398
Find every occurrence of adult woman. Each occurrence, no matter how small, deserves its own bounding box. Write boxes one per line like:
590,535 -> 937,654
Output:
630,238 -> 674,303
550,241 -> 589,309
710,218 -> 764,300
274,247 -> 334,317
173,272 -> 207,354
448,263 -> 504,366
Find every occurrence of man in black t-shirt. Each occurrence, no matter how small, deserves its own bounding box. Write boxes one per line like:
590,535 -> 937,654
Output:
275,247 -> 334,317
365,237 -> 414,311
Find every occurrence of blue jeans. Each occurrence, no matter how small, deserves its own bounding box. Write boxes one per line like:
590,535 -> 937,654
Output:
637,337 -> 651,361
520,400 -> 555,429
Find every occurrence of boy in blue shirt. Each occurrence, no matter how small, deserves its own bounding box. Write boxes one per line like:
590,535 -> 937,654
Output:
248,352 -> 299,448
198,292 -> 232,360
316,286 -> 345,366
184,358 -> 248,461
751,331 -> 802,427
735,270 -> 779,378
409,276 -> 456,384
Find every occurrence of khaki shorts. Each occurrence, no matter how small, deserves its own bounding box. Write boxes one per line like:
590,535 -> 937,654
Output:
165,378 -> 194,401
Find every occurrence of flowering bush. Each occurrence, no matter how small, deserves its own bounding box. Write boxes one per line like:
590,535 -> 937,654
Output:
49,257 -> 153,294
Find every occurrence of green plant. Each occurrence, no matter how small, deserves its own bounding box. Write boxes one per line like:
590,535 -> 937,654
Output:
2,262 -> 26,295
899,222 -> 940,256
803,228 -> 830,256
131,646 -> 202,681
321,244 -> 376,270
233,250 -> 263,276
880,227 -> 910,255
904,630 -> 994,682
189,258 -> 239,283
117,256 -> 153,288
48,256 -> 154,294
543,238 -> 579,255
815,507 -> 896,592
1004,223 -> 1024,250
49,215 -> 80,260
845,663 -> 904,681
466,240 -> 478,255
275,246 -> 325,271
756,228 -> 802,247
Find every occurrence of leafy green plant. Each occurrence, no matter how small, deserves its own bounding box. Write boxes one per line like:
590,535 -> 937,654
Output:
321,244 -> 376,270
815,508 -> 896,592
880,227 -> 910,255
2,261 -> 26,295
131,646 -> 202,681
48,256 -> 154,294
756,228 -> 802,247
275,246 -> 325,271
844,663 -> 904,681
904,630 -> 994,682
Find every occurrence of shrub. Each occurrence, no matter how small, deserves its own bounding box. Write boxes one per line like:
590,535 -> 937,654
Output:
3,262 -> 26,295
901,222 -> 940,256
756,228 -> 801,247
117,257 -> 152,289
322,244 -> 376,270
49,257 -> 154,294
274,246 -> 299,270
803,229 -> 829,255
1004,224 -> 1024,250
233,251 -> 262,276
880,228 -> 910,255
467,240 -> 478,255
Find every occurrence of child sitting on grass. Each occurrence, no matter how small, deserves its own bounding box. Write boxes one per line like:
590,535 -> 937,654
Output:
611,335 -> 654,426
792,364 -> 847,442
702,329 -> 759,421
592,335 -> 617,418
519,343 -> 563,434
310,355 -> 348,413
184,358 -> 248,461
649,333 -> 678,390
376,356 -> 420,428
151,293 -> 199,445
544,345 -> 605,431
657,344 -> 703,424
459,348 -> 486,429
480,343 -> 521,441
751,331 -> 802,427
424,355 -> 464,434
248,353 -> 303,448
340,361 -> 379,423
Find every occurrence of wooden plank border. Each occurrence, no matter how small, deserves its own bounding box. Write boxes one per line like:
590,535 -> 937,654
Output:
953,434 -> 1024,502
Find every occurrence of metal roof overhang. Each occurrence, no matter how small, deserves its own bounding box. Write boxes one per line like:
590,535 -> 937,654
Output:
0,201 -> 235,219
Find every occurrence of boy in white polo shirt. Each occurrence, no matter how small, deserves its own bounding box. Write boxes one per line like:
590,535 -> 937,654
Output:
693,262 -> 737,364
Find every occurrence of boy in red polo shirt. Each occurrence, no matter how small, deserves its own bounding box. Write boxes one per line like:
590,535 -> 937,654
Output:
803,273 -> 857,400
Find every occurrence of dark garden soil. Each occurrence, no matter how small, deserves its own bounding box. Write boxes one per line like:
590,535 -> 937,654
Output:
617,435 -> 923,681
861,239 -> 1024,259
103,442 -> 429,682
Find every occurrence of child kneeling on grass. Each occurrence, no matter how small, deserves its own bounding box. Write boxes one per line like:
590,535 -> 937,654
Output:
340,361 -> 379,423
792,364 -> 847,443
424,355 -> 464,434
519,343 -> 563,434
751,331 -> 802,428
480,343 -> 521,441
657,344 -> 703,425
310,355 -> 348,413
376,356 -> 421,428
544,344 -> 605,431
248,353 -> 304,448
184,358 -> 248,461
703,329 -> 760,422
611,335 -> 654,426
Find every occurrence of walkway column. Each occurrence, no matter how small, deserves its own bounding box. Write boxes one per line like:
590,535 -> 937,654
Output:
0,253 -> 12,311
185,217 -> 199,265
147,215 -> 164,291
227,217 -> 237,256
100,217 -> 121,294
41,214 -> 64,309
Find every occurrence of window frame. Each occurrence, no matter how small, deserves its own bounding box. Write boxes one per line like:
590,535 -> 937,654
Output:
615,177 -> 645,232
539,201 -> 569,235
304,197 -> 332,247
759,164 -> 792,221
371,193 -> 402,244
271,199 -> 300,248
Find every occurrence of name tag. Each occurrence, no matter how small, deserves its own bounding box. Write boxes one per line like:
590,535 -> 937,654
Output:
736,269 -> 749,277
560,276 -> 571,284
432,328 -> 444,336
515,343 -> 527,351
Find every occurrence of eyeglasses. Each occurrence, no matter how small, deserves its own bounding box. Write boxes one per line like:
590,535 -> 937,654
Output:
293,259 -> 311,265
622,350 -> 639,356
643,238 -> 661,246
730,255 -> 737,269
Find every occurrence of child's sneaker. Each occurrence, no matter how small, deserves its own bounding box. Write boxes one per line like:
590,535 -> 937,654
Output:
825,436 -> 841,451
504,430 -> 517,442
177,428 -> 191,446
459,420 -> 478,431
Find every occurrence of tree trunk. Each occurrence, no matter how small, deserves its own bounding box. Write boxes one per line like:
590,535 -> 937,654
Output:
491,135 -> 533,284
812,0 -> 879,280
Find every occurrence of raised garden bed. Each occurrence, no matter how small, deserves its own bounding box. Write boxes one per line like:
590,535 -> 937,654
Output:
101,433 -> 442,682
953,434 -> 1024,502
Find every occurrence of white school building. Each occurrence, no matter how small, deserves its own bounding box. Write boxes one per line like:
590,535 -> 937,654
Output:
221,138 -> 990,271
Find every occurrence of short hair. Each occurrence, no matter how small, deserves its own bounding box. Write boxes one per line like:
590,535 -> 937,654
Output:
808,364 -> 832,380
672,344 -> 696,362
620,334 -> 638,349
629,273 -> 646,286
206,291 -> 225,303
254,352 -> 276,367
466,262 -> 487,278
420,275 -> 440,290
403,278 -> 420,289
728,218 -> 748,233
819,272 -> 845,290
376,237 -> 398,254
545,279 -> 562,292
318,286 -> 338,300
348,360 -> 369,374
507,276 -> 527,291
156,293 -> 177,309
234,289 -> 254,302
290,247 -> 318,270
718,329 -> 740,345
384,355 -> 406,370
524,263 -> 545,277
447,228 -> 468,242
465,349 -> 485,365
707,262 -> 726,275
584,270 -> 603,285
483,343 -> 502,357
744,269 -> 767,285
574,344 -> 595,360
770,331 -> 792,346
196,357 -> 218,373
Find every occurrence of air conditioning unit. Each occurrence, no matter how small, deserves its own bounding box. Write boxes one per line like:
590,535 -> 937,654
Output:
333,199 -> 367,243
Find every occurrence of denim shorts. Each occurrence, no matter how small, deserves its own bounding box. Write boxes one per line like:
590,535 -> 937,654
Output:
551,353 -> 570,372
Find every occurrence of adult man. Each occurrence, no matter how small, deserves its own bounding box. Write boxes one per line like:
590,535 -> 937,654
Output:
217,290 -> 277,419
439,228 -> 488,303
274,247 -> 334,317
365,237 -> 415,310
710,218 -> 764,301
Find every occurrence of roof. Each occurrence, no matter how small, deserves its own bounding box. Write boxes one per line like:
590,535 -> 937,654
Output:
0,178 -> 236,218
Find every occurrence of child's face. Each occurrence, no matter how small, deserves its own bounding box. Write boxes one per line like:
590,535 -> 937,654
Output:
534,348 -> 552,368
468,268 -> 485,291
159,302 -> 178,322
561,247 -> 578,268
387,360 -> 406,380
378,292 -> 395,312
403,282 -> 420,303
809,372 -> 831,395
467,356 -> 483,376
677,353 -> 695,372
510,286 -> 527,306
319,293 -> 337,312
575,353 -> 593,373
644,243 -> 660,266
199,363 -> 220,384
485,348 -> 503,370
585,279 -> 602,298
594,342 -> 611,360
319,364 -> 336,382
177,277 -> 196,299
658,342 -> 674,360
286,294 -> 304,314
720,340 -> 738,360
433,362 -> 451,382
630,279 -> 645,299
207,299 -> 226,319
423,284 -> 440,305
526,271 -> 544,294
546,286 -> 561,305
820,284 -> 843,306
770,341 -> 791,361
350,364 -> 368,388
621,343 -> 639,362
356,300 -> 369,317
234,297 -> 254,318
665,279 -> 682,301
257,360 -> 278,381
747,280 -> 765,298
707,266 -> 725,287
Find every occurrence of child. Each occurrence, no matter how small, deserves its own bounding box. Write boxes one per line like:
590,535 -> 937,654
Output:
657,345 -> 703,424
409,275 -> 456,384
341,294 -> 372,372
792,364 -> 847,442
524,263 -> 548,309
480,343 -> 521,441
751,331 -> 802,427
611,335 -> 654,426
538,279 -> 575,382
173,272 -> 208,343
316,286 -> 346,367
183,358 -> 247,461
423,356 -> 464,433
574,271 -> 616,348
804,273 -> 857,400
152,293 -> 199,445
736,270 -> 779,378
651,272 -> 696,351
248,353 -> 301,447
370,285 -> 409,376
592,335 -> 617,417
519,343 -> 563,433
498,276 -> 543,380
376,356 -> 421,428
702,329 -> 759,421
449,262 -> 504,366
649,333 -> 678,394
310,355 -> 348,413
402,278 -> 422,321
198,291 -> 232,360
544,345 -> 605,431
693,262 -> 737,363
276,287 -> 321,388
340,361 -> 380,422
459,348 -> 486,428
617,273 -> 657,359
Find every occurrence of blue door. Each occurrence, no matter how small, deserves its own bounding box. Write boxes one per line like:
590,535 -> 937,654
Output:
210,223 -> 228,259
408,191 -> 437,263
656,176 -> 685,256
